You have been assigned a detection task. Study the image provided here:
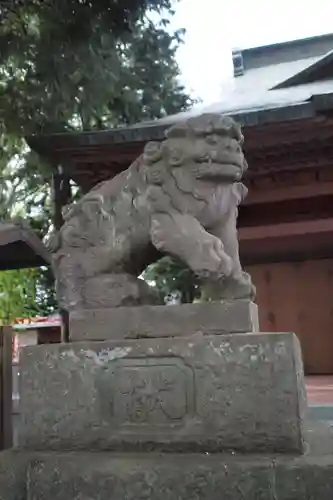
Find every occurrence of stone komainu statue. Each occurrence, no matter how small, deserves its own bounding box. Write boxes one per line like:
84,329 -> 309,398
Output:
50,113 -> 255,311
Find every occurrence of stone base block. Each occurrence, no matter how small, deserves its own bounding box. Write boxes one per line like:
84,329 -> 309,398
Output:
23,452 -> 333,500
19,332 -> 306,453
0,450 -> 28,500
69,300 -> 259,341
4,423 -> 333,500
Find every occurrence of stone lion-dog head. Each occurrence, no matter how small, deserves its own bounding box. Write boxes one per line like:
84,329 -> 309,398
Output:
143,113 -> 248,187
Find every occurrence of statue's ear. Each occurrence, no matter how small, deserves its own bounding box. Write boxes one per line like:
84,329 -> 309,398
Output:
146,163 -> 166,185
143,141 -> 163,165
232,182 -> 248,204
144,141 -> 169,185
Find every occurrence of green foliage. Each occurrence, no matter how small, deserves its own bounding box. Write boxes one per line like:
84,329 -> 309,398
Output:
143,256 -> 200,304
0,0 -> 192,135
1,1 -> 175,50
0,268 -> 42,325
0,0 -> 195,314
0,146 -> 56,317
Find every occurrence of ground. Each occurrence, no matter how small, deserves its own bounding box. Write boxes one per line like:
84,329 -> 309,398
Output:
306,375 -> 333,422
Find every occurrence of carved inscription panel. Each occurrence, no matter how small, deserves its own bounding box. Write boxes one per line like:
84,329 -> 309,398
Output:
98,357 -> 194,427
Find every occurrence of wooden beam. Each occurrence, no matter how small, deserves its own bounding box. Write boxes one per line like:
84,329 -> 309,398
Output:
244,181 -> 333,206
239,218 -> 333,265
239,217 -> 333,241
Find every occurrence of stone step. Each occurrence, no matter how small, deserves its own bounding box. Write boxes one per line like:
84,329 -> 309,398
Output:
3,422 -> 333,500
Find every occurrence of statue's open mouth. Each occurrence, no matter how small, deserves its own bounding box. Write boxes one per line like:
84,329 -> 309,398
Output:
194,159 -> 245,181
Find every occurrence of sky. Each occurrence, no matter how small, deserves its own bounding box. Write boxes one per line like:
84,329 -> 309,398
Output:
171,0 -> 333,104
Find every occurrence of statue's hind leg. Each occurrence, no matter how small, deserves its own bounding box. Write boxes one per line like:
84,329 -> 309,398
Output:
52,251 -> 87,311
53,246 -> 160,312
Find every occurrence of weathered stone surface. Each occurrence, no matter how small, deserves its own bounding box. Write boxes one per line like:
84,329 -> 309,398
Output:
0,450 -> 29,500
274,456 -> 333,500
27,452 -> 274,500
4,424 -> 333,499
50,113 -> 255,312
69,300 -> 259,341
19,332 -> 306,453
82,273 -> 161,308
19,431 -> 333,500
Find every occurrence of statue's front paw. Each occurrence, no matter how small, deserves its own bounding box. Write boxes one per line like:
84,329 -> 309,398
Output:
193,238 -> 233,280
223,272 -> 256,301
195,256 -> 232,281
199,271 -> 256,302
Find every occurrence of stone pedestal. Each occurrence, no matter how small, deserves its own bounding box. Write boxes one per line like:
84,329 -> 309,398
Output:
18,331 -> 306,453
11,301 -> 318,499
69,299 -> 259,341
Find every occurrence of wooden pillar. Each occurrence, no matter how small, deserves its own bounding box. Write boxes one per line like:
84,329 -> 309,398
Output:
0,327 -> 12,450
52,165 -> 72,229
52,165 -> 72,343
52,169 -> 63,230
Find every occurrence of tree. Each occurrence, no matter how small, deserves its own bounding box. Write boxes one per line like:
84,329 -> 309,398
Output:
0,149 -> 57,318
143,257 -> 200,304
0,0 -> 192,135
0,268 -> 42,325
0,0 -> 195,314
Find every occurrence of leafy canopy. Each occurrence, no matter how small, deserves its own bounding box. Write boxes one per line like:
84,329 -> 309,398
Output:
0,268 -> 42,325
0,0 -> 191,135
